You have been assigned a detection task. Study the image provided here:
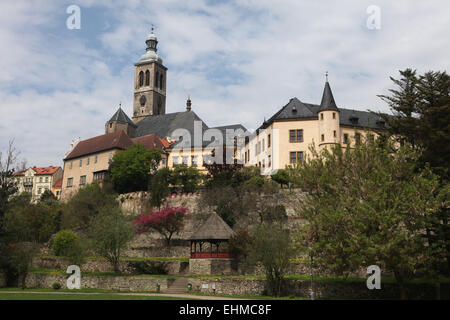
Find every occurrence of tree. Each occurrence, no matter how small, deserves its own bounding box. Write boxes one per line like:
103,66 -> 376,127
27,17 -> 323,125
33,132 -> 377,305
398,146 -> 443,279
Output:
0,139 -> 19,225
149,167 -> 172,209
52,230 -> 86,266
292,140 -> 441,299
88,208 -> 134,274
62,183 -> 118,230
2,242 -> 36,288
39,189 -> 57,203
171,166 -> 202,193
271,169 -> 290,188
133,204 -> 188,246
378,69 -> 450,276
109,144 -> 162,194
246,224 -> 295,297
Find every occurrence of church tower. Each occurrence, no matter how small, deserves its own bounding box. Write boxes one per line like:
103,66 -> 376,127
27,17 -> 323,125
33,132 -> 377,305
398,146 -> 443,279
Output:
132,28 -> 167,123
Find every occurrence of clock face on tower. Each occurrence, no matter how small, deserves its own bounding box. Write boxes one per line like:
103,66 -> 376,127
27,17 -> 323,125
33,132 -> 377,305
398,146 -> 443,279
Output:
139,95 -> 146,106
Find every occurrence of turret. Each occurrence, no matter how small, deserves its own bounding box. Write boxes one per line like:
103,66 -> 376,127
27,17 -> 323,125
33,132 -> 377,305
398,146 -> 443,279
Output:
318,73 -> 340,148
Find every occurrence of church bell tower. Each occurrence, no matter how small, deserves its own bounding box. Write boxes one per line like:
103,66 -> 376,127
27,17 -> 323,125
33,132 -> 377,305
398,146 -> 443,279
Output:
132,28 -> 167,123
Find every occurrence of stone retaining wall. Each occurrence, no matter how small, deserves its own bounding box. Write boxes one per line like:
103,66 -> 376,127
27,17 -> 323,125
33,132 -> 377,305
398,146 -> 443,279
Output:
33,257 -> 189,275
25,273 -> 171,292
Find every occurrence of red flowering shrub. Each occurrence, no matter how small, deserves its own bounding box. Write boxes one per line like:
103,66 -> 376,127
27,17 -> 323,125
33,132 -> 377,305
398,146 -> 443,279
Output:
132,204 -> 188,246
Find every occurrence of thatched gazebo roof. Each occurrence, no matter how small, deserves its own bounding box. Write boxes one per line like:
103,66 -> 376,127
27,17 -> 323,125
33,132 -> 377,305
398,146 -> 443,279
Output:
190,212 -> 235,241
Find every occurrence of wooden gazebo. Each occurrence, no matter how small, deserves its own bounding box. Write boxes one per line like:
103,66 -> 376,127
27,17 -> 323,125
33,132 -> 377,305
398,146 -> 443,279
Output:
189,212 -> 236,259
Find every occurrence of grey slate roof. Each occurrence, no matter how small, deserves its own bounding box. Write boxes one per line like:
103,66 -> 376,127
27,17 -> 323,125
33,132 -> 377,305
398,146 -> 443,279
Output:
108,107 -> 136,127
190,212 -> 236,241
319,81 -> 338,111
261,98 -> 387,131
135,111 -> 248,148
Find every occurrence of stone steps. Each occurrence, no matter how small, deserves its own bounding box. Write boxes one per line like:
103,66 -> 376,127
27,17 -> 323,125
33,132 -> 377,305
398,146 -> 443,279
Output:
165,278 -> 188,294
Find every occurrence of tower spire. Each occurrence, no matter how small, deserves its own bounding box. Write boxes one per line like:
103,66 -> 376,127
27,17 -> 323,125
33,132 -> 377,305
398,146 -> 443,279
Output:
319,76 -> 338,111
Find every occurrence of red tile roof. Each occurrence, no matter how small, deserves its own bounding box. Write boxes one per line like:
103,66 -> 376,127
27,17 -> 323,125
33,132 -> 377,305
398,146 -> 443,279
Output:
131,133 -> 168,151
53,178 -> 63,188
34,166 -> 61,175
12,166 -> 61,176
65,130 -> 133,160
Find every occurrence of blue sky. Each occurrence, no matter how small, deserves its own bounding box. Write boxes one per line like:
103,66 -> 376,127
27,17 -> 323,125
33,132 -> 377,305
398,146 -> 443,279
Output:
0,0 -> 449,167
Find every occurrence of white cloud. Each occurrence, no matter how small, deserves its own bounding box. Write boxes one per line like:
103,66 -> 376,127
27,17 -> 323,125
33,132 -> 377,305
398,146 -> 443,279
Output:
0,0 -> 449,166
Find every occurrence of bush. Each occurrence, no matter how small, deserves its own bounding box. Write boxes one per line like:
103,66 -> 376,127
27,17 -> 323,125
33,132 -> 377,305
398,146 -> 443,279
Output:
52,282 -> 62,290
52,230 -> 85,265
130,261 -> 169,275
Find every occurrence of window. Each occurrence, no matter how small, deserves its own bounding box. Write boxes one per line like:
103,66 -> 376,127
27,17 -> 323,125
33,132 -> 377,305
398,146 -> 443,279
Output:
290,152 -> 297,164
268,134 -> 271,148
355,133 -> 361,144
289,130 -> 296,143
192,155 -> 198,166
290,130 -> 303,142
79,159 -> 82,167
344,133 -> 349,144
173,156 -> 179,166
38,188 -> 42,194
262,139 -> 265,152
247,150 -> 250,162
155,71 -> 159,88
268,155 -> 271,167
160,74 -> 163,90
39,177 -> 43,183
139,71 -> 144,87
67,178 -> 73,187
87,157 -> 90,165
80,175 -> 86,186
333,130 -> 336,138
182,156 -> 188,166
145,70 -> 150,86
321,113 -> 324,120
333,112 -> 336,119
45,177 -> 49,183
94,155 -> 98,163
297,129 -> 303,142
93,171 -> 106,181
321,134 -> 325,142
290,152 -> 303,164
69,162 -> 73,169
56,191 -> 60,196
109,123 -> 113,128
262,159 -> 265,168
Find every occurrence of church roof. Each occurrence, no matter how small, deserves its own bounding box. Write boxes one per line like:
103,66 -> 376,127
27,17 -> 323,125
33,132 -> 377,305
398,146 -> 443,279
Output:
319,81 -> 339,111
135,111 -> 209,141
107,107 -> 136,127
131,133 -> 170,152
190,212 -> 236,241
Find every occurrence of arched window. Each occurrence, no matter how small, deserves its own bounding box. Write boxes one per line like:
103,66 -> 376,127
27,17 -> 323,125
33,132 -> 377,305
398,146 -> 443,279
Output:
145,70 -> 150,86
138,71 -> 144,87
160,74 -> 163,90
155,71 -> 159,88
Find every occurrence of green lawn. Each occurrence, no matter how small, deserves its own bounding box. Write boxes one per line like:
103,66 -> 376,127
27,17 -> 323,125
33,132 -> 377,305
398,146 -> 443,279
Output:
0,291 -> 194,300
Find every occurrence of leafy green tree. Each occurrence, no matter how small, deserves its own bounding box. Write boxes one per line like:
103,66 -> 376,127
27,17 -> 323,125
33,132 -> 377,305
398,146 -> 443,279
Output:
149,167 -> 172,209
88,207 -> 134,274
246,224 -> 295,297
292,140 -> 441,299
378,69 -> 450,276
52,230 -> 86,266
39,189 -> 57,203
2,242 -> 36,288
62,183 -> 118,230
109,144 -> 162,194
171,166 -> 202,193
3,201 -> 60,243
271,169 -> 290,188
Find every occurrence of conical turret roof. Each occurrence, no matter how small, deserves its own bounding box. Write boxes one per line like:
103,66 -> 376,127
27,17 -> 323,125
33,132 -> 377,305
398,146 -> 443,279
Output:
319,81 -> 339,112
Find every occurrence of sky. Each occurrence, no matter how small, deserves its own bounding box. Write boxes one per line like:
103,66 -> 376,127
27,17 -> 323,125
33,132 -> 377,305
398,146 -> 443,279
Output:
0,0 -> 449,167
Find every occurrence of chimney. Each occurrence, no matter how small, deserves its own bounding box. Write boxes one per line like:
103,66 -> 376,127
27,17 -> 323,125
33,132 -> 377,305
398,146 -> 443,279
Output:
186,97 -> 192,112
